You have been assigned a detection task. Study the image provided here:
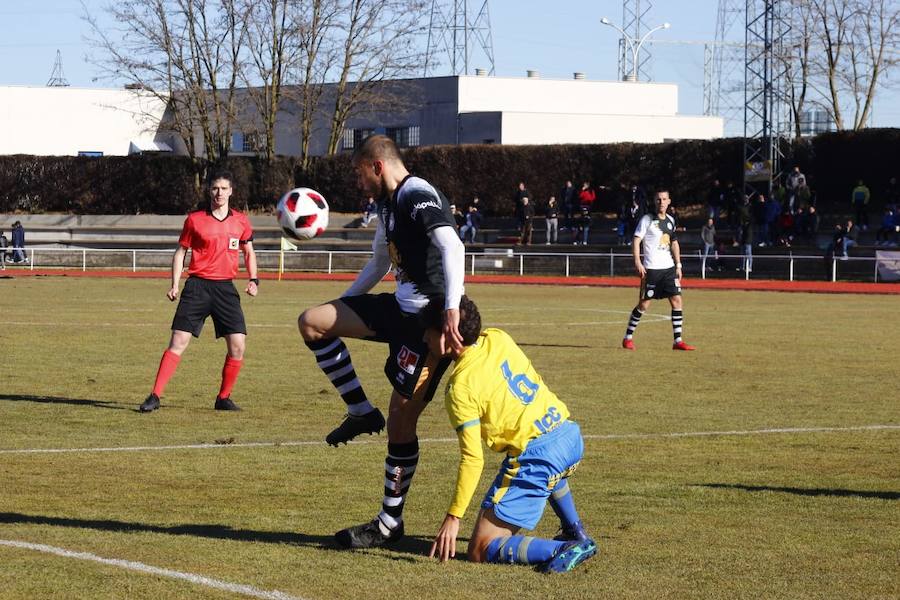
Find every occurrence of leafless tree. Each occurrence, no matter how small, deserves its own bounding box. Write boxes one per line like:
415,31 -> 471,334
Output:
324,0 -> 429,155
84,0 -> 247,163
239,0 -> 299,161
292,0 -> 342,169
798,0 -> 900,131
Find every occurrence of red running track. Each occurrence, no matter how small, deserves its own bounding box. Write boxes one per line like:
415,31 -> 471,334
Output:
5,269 -> 900,294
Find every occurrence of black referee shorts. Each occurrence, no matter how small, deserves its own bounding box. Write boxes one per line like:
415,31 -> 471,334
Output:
640,266 -> 682,301
171,277 -> 247,338
339,293 -> 451,402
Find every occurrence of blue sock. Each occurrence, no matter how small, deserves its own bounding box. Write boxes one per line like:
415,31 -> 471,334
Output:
485,536 -> 566,565
548,480 -> 581,529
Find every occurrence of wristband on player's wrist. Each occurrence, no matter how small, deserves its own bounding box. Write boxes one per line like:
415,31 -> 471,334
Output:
249,278 -> 260,285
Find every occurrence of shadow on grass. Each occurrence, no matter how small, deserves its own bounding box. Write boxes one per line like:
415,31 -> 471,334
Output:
0,394 -> 129,411
695,483 -> 899,500
0,511 -> 440,559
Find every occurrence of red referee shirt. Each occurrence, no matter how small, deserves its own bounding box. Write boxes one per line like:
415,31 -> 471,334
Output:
178,209 -> 254,280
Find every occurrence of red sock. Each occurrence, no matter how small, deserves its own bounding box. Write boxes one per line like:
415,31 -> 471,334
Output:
218,356 -> 243,399
152,350 -> 181,397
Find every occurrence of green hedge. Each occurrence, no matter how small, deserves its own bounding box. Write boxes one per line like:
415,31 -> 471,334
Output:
1,130 -> 896,217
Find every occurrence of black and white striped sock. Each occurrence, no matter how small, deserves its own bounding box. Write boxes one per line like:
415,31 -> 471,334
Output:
625,308 -> 644,339
671,309 -> 683,343
377,439 -> 419,534
305,338 -> 372,416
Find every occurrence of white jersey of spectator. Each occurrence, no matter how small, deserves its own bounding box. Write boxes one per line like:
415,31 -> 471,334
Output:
633,213 -> 677,270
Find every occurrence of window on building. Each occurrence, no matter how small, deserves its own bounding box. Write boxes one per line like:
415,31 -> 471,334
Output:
385,125 -> 420,148
342,128 -> 376,151
243,132 -> 264,153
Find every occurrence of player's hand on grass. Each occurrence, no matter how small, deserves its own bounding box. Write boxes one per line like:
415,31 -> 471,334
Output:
167,286 -> 179,301
442,308 -> 464,354
429,514 -> 460,562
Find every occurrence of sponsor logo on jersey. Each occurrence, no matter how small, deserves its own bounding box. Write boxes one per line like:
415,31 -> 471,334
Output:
397,345 -> 419,374
410,198 -> 442,220
229,237 -> 240,250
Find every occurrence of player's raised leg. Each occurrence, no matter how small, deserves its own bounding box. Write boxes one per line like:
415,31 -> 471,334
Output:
299,299 -> 384,445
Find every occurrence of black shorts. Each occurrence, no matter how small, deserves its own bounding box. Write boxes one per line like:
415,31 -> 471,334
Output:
640,267 -> 682,301
340,293 -> 451,402
171,277 -> 246,338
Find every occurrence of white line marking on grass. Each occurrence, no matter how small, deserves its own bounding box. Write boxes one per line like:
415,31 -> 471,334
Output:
0,540 -> 306,600
1,425 -> 897,455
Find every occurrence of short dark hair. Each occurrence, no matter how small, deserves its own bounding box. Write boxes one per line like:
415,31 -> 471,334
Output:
420,295 -> 482,347
352,134 -> 402,164
207,169 -> 234,187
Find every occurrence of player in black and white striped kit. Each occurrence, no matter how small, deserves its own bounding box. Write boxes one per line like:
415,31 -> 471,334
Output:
622,190 -> 695,351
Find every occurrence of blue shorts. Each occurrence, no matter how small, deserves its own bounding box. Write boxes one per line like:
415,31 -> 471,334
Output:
481,420 -> 584,530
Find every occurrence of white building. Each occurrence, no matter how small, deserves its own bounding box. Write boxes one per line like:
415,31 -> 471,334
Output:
0,85 -> 169,156
1,75 -> 722,158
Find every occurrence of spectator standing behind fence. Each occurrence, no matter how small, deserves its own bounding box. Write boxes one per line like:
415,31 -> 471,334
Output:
884,176 -> 899,210
851,180 -> 871,231
519,197 -> 535,245
573,206 -> 591,245
11,221 -> 26,263
544,196 -> 559,244
577,181 -> 596,211
701,217 -> 718,267
738,195 -> 754,272
515,182 -> 531,237
560,180 -> 576,231
0,231 -> 8,270
786,166 -> 807,212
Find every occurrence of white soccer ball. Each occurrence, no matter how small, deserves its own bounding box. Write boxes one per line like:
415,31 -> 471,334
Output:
276,187 -> 329,240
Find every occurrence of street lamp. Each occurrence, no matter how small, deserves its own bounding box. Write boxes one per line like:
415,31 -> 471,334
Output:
600,17 -> 671,82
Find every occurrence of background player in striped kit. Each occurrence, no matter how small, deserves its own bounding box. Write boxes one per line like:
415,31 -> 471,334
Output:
622,190 -> 695,351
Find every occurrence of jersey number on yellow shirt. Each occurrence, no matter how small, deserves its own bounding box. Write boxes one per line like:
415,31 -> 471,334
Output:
501,360 -> 539,405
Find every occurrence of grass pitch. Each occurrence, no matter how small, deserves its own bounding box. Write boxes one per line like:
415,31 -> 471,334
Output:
0,276 -> 897,599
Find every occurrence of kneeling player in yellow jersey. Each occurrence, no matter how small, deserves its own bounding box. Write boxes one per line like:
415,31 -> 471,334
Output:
422,296 -> 596,573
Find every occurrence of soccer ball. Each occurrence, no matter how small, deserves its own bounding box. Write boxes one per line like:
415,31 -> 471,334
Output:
276,187 -> 329,240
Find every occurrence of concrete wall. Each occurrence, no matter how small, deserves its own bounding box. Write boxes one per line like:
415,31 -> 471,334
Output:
0,86 -> 168,156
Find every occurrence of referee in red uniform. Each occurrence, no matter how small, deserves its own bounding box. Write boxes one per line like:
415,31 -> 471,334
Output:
140,170 -> 259,412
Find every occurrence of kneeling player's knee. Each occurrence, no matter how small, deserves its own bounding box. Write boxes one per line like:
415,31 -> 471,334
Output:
467,540 -> 491,563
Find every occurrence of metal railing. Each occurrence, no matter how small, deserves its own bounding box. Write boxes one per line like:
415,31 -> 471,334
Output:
3,246 -> 893,284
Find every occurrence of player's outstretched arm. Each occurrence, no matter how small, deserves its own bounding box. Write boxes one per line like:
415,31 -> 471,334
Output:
168,246 -> 188,301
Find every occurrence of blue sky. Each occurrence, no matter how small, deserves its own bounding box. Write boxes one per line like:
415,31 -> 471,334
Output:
1,0 -> 897,134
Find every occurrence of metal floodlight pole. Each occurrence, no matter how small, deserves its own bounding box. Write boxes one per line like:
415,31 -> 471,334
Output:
601,18 -> 670,82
